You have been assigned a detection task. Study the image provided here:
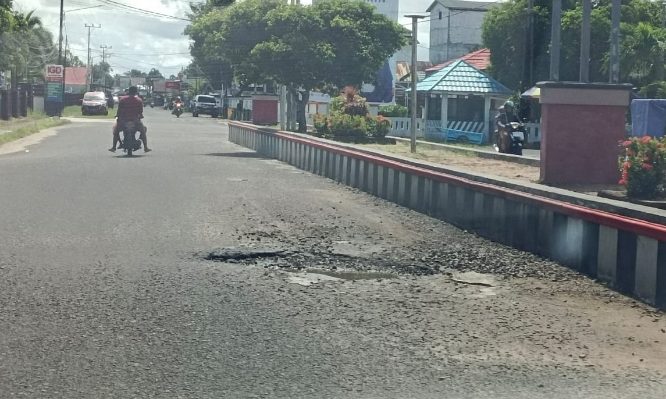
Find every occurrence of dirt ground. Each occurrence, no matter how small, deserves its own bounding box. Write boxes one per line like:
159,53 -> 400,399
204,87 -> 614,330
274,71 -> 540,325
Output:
362,141 -> 626,196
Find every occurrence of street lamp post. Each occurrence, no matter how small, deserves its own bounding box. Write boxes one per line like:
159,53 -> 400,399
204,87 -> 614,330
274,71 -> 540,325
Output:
405,14 -> 427,154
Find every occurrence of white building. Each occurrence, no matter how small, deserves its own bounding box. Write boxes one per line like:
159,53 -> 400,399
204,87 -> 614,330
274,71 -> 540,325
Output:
427,0 -> 498,64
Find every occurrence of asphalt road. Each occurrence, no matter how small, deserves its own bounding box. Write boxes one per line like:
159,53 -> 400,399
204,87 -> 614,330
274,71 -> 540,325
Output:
0,109 -> 665,398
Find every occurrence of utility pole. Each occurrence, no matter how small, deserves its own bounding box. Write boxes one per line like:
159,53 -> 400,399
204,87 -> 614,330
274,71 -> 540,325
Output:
446,10 -> 451,61
579,0 -> 591,82
549,0 -> 562,81
58,0 -> 64,64
406,14 -> 427,153
100,45 -> 111,89
609,0 -> 621,83
84,23 -> 101,90
58,0 -> 65,115
525,0 -> 534,87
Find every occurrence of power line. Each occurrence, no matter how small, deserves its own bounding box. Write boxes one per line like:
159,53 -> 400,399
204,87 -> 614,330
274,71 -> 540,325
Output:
96,0 -> 191,21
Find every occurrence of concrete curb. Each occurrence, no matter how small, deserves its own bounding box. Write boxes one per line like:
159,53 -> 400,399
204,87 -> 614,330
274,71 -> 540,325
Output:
228,122 -> 666,309
387,136 -> 541,167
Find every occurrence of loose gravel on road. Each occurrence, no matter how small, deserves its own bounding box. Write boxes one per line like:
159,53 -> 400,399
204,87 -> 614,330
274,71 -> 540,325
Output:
0,113 -> 664,398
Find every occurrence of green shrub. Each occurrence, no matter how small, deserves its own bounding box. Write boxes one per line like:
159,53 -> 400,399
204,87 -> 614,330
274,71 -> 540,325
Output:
328,113 -> 368,140
378,104 -> 408,117
313,113 -> 329,136
366,115 -> 391,138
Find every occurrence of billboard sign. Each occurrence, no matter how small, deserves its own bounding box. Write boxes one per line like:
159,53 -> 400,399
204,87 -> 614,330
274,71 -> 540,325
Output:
45,65 -> 64,102
165,80 -> 181,90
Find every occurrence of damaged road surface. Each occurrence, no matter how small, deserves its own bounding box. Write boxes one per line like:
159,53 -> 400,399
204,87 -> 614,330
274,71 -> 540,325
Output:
0,116 -> 665,398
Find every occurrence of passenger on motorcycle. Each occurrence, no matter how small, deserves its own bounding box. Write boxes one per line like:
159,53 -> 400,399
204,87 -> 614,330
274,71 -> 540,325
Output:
494,100 -> 520,152
109,86 -> 151,153
172,96 -> 183,114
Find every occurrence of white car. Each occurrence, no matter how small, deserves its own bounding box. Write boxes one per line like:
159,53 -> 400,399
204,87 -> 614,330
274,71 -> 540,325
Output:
192,95 -> 219,118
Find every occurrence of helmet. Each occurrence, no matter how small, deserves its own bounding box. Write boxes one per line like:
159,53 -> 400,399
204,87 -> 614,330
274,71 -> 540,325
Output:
176,96 -> 181,101
504,100 -> 515,110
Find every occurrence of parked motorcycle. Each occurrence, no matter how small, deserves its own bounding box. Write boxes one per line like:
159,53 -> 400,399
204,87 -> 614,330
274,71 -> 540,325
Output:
120,121 -> 142,156
172,103 -> 183,118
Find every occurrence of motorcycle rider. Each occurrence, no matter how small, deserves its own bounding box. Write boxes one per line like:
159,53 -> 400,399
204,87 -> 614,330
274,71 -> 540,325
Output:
494,100 -> 521,152
109,86 -> 151,153
172,96 -> 183,114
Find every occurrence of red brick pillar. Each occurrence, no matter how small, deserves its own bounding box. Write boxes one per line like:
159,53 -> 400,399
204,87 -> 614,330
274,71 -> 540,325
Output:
538,82 -> 632,185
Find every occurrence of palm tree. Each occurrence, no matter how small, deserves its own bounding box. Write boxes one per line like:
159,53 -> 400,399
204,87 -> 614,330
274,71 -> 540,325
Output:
622,22 -> 666,84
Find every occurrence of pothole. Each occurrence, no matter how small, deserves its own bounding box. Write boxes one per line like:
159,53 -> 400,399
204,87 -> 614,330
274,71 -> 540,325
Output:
285,269 -> 396,286
203,248 -> 288,263
200,247 -> 431,277
305,269 -> 396,281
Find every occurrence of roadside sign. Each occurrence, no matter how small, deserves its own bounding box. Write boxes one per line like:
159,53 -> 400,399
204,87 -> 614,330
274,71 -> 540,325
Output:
44,65 -> 65,103
46,82 -> 63,102
45,64 -> 64,81
165,80 -> 181,90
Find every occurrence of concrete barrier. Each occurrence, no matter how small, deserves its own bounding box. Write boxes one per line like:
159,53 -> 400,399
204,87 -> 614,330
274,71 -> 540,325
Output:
228,121 -> 666,309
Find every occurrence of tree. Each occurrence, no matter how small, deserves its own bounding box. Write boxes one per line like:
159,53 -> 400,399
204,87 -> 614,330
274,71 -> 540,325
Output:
190,0 -> 406,132
482,0 -> 666,92
124,69 -> 146,78
92,61 -> 114,88
147,68 -> 164,80
185,0 -> 235,92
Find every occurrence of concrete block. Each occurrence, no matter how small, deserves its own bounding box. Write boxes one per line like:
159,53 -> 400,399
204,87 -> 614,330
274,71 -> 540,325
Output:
335,154 -> 343,182
359,160 -> 367,192
616,230 -> 638,294
397,172 -> 409,206
435,182 -> 450,221
580,221 -> 599,277
657,242 -> 666,309
537,209 -> 554,258
367,163 -> 376,195
491,197 -> 506,243
424,179 -> 433,215
350,158 -> 358,188
597,225 -> 618,286
386,168 -> 396,201
312,148 -> 319,175
522,204 -> 540,253
634,235 -> 659,305
409,176 -> 423,211
564,218 -> 585,270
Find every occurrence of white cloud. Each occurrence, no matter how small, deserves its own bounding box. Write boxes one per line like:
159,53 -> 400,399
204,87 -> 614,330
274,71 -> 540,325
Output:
14,0 -> 194,75
13,0 -> 436,75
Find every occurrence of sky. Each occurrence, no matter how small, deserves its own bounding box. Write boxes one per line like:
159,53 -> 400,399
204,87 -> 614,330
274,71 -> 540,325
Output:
13,0 -> 434,77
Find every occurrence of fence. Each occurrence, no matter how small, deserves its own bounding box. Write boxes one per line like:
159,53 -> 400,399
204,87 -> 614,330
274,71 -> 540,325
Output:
388,118 -> 543,146
0,84 -> 36,120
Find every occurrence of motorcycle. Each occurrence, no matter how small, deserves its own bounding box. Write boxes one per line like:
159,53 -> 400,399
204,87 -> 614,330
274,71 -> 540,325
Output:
172,102 -> 183,118
120,121 -> 142,156
496,121 -> 526,156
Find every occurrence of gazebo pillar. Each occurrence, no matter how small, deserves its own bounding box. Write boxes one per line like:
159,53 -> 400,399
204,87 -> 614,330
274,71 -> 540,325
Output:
440,93 -> 448,137
484,95 -> 492,141
424,95 -> 430,120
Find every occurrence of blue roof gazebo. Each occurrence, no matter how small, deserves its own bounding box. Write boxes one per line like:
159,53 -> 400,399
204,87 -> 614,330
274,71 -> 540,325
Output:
409,60 -> 512,143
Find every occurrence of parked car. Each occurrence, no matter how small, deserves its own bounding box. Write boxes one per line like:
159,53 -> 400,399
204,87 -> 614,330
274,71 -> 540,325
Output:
81,91 -> 109,116
192,94 -> 219,118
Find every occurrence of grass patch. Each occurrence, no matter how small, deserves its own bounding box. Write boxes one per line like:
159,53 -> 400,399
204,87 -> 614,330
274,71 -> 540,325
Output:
360,141 -> 540,182
62,105 -> 116,120
0,112 -> 69,146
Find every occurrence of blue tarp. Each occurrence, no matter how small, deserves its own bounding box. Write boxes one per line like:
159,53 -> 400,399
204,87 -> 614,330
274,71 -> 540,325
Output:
361,61 -> 394,103
631,99 -> 666,137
